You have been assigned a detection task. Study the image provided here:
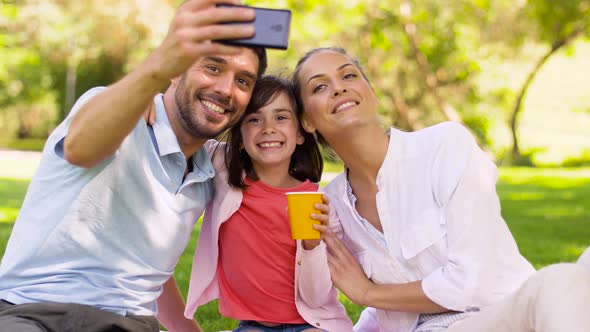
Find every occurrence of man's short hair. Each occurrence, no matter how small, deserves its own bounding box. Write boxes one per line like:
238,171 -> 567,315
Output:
249,47 -> 268,78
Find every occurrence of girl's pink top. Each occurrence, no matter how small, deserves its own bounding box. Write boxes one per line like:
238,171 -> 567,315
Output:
184,141 -> 353,332
217,177 -> 317,323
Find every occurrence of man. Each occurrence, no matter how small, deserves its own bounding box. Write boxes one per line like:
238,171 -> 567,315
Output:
0,1 -> 267,331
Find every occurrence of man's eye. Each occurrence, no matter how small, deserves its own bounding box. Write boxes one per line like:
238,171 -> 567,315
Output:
206,66 -> 220,73
237,78 -> 251,87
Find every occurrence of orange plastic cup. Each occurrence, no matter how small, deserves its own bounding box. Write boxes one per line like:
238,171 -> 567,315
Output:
286,192 -> 323,240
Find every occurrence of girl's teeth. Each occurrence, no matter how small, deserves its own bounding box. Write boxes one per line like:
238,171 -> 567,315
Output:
202,100 -> 225,114
259,142 -> 282,148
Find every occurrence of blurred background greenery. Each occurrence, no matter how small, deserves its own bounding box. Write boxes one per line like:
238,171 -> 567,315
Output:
1,0 -> 590,331
1,0 -> 590,165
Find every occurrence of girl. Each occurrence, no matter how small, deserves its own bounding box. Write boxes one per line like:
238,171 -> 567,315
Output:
290,47 -> 590,332
184,75 -> 353,332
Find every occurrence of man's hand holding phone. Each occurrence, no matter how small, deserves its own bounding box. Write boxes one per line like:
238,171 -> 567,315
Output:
145,0 -> 257,85
215,4 -> 292,50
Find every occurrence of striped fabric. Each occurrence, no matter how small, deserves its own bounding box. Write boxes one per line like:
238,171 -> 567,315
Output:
345,180 -> 389,247
413,312 -> 471,332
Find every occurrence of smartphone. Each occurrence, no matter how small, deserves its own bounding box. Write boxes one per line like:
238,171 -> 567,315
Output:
216,4 -> 292,50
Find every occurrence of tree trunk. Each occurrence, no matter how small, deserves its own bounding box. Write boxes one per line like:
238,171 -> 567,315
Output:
388,86 -> 423,131
65,60 -> 77,118
399,2 -> 463,124
509,28 -> 583,161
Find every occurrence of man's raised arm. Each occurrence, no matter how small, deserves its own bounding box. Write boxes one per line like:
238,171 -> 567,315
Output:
63,0 -> 255,168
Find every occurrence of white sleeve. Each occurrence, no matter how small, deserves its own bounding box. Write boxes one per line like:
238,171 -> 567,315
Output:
578,247 -> 590,270
53,87 -> 107,159
321,187 -> 345,239
422,128 -> 515,311
353,307 -> 379,332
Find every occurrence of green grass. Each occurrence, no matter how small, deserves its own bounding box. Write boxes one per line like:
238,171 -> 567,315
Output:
0,138 -> 46,152
0,178 -> 29,224
1,168 -> 589,331
496,168 -> 590,268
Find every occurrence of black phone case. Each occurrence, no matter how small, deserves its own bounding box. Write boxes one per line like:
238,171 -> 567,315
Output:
216,5 -> 292,50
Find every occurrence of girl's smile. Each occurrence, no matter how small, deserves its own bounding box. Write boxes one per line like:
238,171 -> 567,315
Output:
240,91 -> 304,176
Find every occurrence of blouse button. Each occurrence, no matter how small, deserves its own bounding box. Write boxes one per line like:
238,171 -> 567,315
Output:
297,260 -> 302,266
316,322 -> 321,326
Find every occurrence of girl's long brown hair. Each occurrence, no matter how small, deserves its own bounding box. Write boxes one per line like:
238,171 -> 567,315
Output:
225,75 -> 323,189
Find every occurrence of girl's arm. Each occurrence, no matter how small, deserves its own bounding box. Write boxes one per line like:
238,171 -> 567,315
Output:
156,277 -> 202,332
301,194 -> 333,250
296,241 -> 333,308
297,194 -> 340,308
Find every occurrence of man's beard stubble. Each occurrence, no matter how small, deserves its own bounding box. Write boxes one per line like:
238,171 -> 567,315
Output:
174,81 -> 237,140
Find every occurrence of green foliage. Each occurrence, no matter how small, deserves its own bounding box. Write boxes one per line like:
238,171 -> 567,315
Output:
323,159 -> 344,174
561,150 -> 590,167
500,1 -> 590,165
462,113 -> 492,147
0,0 -> 169,128
510,151 -> 538,167
1,0 -> 589,164
498,147 -> 545,167
524,0 -> 590,42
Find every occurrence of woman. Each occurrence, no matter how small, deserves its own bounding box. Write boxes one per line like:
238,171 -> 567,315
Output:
291,47 -> 590,332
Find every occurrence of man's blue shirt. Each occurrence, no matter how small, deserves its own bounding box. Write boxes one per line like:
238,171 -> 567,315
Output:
0,88 -> 215,315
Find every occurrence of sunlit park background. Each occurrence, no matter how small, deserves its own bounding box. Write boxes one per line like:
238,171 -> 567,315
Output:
1,0 -> 590,330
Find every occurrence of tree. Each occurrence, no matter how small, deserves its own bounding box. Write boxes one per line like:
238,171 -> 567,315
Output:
281,0 -> 491,143
0,0 -> 173,138
508,0 -> 590,163
4,0 -> 588,156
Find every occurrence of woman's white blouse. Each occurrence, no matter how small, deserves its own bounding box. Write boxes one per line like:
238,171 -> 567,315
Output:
324,122 -> 535,332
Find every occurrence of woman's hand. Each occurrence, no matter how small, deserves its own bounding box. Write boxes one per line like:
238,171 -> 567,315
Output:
324,234 -> 448,312
302,194 -> 331,250
323,233 -> 373,306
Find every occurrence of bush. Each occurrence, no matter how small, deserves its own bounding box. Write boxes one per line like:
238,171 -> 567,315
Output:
497,147 -> 545,167
0,98 -> 58,148
561,150 -> 590,167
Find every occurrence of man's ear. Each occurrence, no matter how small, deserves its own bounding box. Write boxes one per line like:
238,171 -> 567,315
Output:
169,75 -> 181,89
301,113 -> 316,134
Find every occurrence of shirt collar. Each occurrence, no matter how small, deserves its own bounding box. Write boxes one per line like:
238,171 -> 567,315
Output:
151,94 -> 216,181
190,146 -> 216,181
152,94 -> 182,157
